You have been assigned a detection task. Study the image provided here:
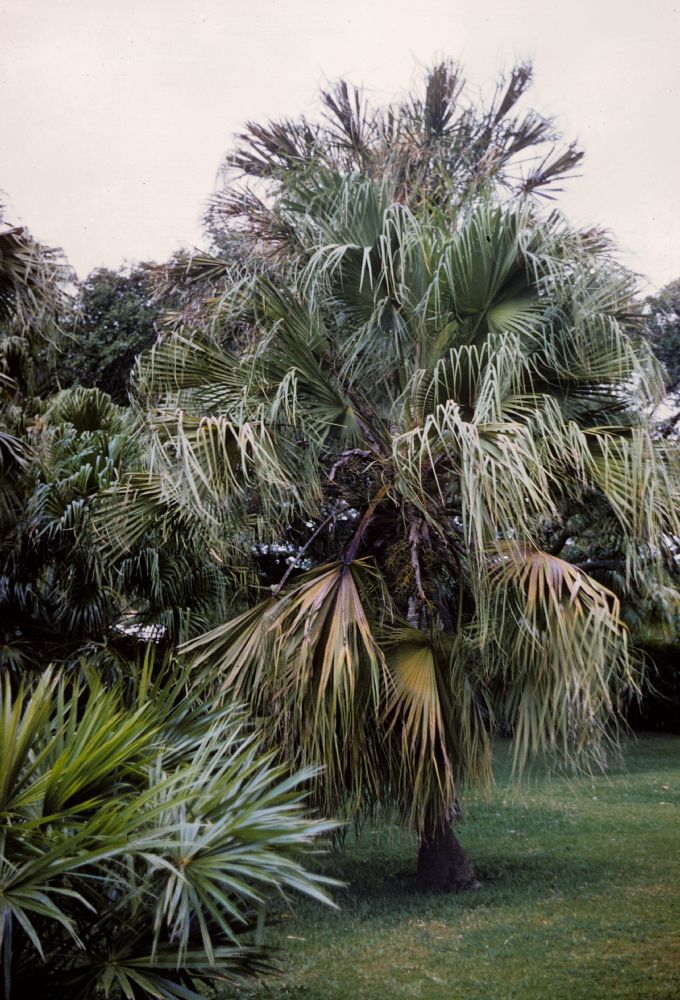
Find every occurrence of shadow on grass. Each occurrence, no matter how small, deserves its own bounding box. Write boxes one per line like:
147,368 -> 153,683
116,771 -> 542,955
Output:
279,825 -> 623,926
472,850 -> 615,894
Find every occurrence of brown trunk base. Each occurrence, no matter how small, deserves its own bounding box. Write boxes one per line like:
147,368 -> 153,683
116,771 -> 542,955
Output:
417,820 -> 480,892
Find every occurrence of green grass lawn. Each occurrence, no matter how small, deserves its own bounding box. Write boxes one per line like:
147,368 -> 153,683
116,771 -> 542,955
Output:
241,735 -> 680,1000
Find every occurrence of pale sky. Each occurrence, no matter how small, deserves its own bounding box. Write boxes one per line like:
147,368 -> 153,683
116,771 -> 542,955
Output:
1,0 -> 679,290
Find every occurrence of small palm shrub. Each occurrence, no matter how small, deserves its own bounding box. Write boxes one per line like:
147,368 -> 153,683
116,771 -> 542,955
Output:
0,660 -> 334,999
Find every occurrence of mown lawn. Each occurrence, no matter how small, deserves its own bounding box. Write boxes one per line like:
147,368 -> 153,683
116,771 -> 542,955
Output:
240,735 -> 680,1000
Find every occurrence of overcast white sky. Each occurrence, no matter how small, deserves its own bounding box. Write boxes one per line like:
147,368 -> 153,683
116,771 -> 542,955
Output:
1,0 -> 679,289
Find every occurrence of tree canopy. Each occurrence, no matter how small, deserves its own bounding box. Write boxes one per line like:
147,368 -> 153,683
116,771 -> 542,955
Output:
643,276 -> 680,416
60,265 -> 161,404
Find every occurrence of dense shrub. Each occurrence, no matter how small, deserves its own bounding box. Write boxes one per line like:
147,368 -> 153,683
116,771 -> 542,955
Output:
0,660 -> 334,999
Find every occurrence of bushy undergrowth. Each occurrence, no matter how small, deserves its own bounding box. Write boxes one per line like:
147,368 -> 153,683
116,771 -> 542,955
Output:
0,659 -> 335,999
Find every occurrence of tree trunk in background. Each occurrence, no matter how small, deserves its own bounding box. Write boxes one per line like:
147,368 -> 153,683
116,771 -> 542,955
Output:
416,820 -> 480,892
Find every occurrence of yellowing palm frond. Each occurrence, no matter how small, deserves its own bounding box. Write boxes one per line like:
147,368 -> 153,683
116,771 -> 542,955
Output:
382,627 -> 491,827
186,560 -> 392,818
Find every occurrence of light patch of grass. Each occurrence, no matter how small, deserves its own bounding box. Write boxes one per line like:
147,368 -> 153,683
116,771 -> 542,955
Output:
236,736 -> 680,999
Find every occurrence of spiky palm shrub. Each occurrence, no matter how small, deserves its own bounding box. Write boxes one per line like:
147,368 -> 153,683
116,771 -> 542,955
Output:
103,67 -> 680,890
0,660 -> 334,999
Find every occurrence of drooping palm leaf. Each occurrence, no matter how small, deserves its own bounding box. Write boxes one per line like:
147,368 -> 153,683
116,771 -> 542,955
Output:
487,543 -> 635,770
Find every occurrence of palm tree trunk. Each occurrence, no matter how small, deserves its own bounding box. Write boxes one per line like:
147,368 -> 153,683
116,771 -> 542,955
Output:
416,819 -> 480,892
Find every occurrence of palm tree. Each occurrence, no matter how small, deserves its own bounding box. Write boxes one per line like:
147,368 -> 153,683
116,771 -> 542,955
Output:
106,64 -> 679,890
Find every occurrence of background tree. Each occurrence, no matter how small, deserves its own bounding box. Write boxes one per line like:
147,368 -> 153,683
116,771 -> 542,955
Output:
105,63 -> 679,891
60,242 -> 257,406
642,277 -> 680,446
0,382 -> 235,672
61,265 -> 161,404
643,277 -> 680,399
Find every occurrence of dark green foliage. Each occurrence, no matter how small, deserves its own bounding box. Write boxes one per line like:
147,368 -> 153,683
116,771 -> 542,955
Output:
0,387 -> 136,669
62,265 -> 161,403
627,644 -> 680,732
0,384 -> 231,671
643,278 -> 680,399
